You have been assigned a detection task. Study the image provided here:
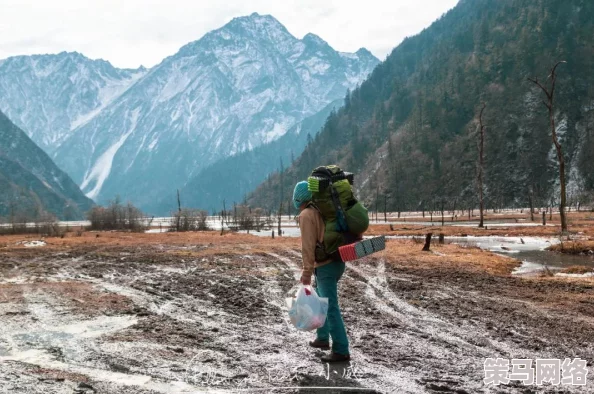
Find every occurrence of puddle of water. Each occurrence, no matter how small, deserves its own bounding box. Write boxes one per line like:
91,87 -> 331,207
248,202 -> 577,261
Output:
513,249 -> 594,271
240,226 -> 301,237
385,235 -> 594,274
17,240 -> 47,247
444,236 -> 594,274
556,272 -> 594,278
512,261 -> 549,276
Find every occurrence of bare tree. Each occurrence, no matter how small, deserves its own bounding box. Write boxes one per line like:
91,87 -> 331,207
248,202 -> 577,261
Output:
277,204 -> 282,236
477,102 -> 486,228
528,61 -> 568,233
176,189 -> 182,231
232,205 -> 270,232
528,188 -> 535,221
88,198 -> 150,232
172,208 -> 209,231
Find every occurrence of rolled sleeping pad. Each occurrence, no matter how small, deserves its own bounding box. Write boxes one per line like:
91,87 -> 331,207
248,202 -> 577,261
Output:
338,243 -> 357,262
338,236 -> 386,262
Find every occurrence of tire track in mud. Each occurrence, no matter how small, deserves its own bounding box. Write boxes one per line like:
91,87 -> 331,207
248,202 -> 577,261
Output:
276,250 -> 424,390
348,261 -> 482,348
350,260 -> 513,341
89,254 -> 368,392
91,266 -> 269,384
343,258 -> 585,393
268,250 -> 426,393
267,251 -> 301,280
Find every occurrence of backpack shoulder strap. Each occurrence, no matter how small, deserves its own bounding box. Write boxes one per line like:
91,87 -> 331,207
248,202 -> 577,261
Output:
305,201 -> 323,218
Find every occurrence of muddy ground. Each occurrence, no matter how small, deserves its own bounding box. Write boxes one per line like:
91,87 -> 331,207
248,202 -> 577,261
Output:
1,232 -> 594,393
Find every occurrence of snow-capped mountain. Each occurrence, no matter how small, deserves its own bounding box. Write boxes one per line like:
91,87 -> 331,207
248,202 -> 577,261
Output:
0,52 -> 146,152
51,13 -> 378,208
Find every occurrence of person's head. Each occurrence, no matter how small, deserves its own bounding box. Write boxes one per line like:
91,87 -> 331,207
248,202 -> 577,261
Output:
293,181 -> 312,211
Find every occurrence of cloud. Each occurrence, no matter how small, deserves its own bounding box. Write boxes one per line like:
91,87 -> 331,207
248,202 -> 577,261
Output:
0,0 -> 458,68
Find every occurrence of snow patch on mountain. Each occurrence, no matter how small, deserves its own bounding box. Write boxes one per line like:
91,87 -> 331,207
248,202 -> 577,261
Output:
80,108 -> 141,199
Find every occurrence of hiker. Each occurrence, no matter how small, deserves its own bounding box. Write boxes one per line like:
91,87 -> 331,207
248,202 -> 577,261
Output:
293,180 -> 351,363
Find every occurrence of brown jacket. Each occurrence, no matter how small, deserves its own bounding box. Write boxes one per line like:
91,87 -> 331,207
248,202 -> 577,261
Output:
299,206 -> 332,277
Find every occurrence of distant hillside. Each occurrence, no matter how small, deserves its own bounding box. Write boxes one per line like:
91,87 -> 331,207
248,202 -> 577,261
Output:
0,111 -> 94,220
150,98 -> 342,215
249,0 -> 594,212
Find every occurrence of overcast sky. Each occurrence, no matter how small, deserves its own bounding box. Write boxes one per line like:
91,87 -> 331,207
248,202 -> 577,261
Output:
0,0 -> 459,69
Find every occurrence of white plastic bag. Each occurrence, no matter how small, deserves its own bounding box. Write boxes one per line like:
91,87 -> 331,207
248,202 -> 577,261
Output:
286,286 -> 328,331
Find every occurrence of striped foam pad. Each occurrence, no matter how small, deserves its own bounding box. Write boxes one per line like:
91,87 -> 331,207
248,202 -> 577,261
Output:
339,236 -> 386,262
307,177 -> 321,192
370,236 -> 386,251
338,244 -> 358,262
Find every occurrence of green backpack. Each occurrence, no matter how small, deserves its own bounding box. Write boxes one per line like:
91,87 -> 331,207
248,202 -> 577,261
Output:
307,165 -> 369,262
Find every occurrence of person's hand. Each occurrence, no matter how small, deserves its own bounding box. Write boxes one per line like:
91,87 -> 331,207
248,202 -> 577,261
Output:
300,274 -> 311,286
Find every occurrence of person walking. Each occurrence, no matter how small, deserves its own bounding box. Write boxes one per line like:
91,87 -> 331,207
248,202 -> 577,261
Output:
293,180 -> 350,362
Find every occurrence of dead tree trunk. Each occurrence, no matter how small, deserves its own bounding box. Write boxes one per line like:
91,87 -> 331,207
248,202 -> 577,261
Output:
528,190 -> 535,221
176,189 -> 182,231
478,102 -> 486,228
422,233 -> 433,251
278,202 -> 282,236
528,61 -> 568,233
452,197 -> 458,220
375,188 -> 379,223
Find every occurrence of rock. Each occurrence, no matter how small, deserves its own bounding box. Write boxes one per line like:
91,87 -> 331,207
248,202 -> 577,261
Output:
77,382 -> 95,391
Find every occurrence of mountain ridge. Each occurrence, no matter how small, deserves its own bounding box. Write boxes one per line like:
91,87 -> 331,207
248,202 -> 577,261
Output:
47,13 -> 377,208
0,51 -> 147,151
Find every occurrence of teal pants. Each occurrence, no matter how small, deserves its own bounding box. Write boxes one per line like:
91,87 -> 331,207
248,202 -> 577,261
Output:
315,261 -> 349,355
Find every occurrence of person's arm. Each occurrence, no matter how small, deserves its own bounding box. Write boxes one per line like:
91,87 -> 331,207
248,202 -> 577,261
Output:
299,209 -> 317,284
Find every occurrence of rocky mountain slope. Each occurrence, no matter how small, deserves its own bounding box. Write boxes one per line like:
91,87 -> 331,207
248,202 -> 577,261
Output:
249,0 -> 594,212
152,98 -> 343,214
0,111 -> 94,220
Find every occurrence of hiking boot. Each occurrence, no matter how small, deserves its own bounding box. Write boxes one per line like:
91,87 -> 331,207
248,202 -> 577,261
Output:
309,339 -> 330,349
321,352 -> 351,363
